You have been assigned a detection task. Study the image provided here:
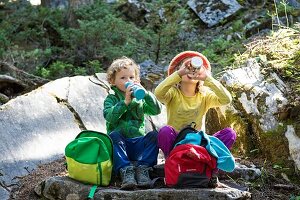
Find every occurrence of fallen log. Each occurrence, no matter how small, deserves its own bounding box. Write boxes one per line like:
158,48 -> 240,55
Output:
0,62 -> 50,102
0,61 -> 49,88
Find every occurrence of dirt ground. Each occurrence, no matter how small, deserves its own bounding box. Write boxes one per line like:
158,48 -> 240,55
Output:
8,157 -> 300,200
9,157 -> 67,200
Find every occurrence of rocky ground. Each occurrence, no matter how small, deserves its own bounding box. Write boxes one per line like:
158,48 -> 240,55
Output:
5,27 -> 300,200
9,156 -> 300,200
3,2 -> 300,200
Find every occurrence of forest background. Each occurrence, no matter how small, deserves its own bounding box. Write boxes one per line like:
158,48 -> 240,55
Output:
0,0 -> 300,199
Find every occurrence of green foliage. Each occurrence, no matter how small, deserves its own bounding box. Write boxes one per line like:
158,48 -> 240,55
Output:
85,60 -> 103,73
0,3 -> 64,47
259,159 -> 269,186
35,56 -> 105,79
249,159 -> 269,189
233,27 -> 299,100
144,0 -> 196,59
67,1 -> 155,61
0,1 -> 157,79
283,50 -> 300,93
236,0 -> 245,5
0,1 -> 65,73
277,0 -> 297,16
232,19 -> 244,32
0,31 -> 10,57
74,67 -> 87,76
36,61 -> 74,79
2,0 -> 297,82
0,0 -> 244,79
289,195 -> 300,200
0,0 -> 272,82
198,37 -> 244,74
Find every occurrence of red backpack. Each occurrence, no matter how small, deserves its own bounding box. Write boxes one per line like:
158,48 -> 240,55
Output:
164,122 -> 217,188
165,144 -> 217,188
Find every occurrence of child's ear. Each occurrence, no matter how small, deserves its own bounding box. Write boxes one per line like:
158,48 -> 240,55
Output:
109,78 -> 115,86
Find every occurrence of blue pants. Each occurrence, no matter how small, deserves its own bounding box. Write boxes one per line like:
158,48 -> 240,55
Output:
109,131 -> 159,174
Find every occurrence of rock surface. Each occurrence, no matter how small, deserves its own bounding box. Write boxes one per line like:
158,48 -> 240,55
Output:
0,73 -> 166,199
2,60 -> 299,199
218,59 -> 300,173
34,176 -> 251,200
187,0 -> 242,27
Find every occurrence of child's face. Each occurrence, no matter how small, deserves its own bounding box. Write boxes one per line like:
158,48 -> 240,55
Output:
179,58 -> 199,84
112,66 -> 136,92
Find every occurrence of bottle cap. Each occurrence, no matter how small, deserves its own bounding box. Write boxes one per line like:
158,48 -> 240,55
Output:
125,82 -> 133,88
191,57 -> 203,69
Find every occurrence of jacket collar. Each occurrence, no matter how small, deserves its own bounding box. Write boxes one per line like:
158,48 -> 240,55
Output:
111,86 -> 125,100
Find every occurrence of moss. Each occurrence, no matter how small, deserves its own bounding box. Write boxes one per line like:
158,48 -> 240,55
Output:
219,102 -> 294,168
0,93 -> 9,104
207,106 -> 256,157
209,87 -> 299,181
295,123 -> 300,138
256,123 -> 298,178
231,19 -> 244,32
263,123 -> 286,136
236,0 -> 246,5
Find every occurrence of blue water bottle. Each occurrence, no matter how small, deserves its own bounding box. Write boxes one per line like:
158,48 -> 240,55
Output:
125,82 -> 146,100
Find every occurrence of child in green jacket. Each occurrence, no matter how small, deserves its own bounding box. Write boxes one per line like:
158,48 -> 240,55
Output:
103,56 -> 162,190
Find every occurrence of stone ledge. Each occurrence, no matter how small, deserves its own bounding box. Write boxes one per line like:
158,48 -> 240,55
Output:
35,176 -> 251,200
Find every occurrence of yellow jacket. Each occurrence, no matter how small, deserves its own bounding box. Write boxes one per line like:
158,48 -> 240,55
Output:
154,72 -> 232,131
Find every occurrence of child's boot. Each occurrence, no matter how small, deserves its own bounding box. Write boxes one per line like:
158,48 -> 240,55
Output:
120,165 -> 137,190
136,165 -> 151,188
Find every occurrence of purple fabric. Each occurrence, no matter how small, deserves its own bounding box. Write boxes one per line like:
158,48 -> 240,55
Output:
157,125 -> 178,158
158,126 -> 236,158
213,127 -> 236,150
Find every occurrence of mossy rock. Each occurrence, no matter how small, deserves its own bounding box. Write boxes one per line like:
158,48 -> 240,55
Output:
206,105 -> 298,181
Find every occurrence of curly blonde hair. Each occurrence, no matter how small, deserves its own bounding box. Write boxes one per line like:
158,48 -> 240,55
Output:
106,56 -> 141,84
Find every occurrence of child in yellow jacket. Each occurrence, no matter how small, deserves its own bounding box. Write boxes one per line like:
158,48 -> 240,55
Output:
154,51 -> 236,158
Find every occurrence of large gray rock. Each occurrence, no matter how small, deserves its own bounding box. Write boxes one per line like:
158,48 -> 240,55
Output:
0,73 -> 167,199
218,59 -> 300,174
187,0 -> 242,27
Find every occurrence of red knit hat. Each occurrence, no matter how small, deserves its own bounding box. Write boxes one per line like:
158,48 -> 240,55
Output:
168,51 -> 211,76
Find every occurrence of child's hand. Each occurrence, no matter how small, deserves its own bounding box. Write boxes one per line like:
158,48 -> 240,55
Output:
124,84 -> 133,105
189,67 -> 210,81
177,60 -> 193,77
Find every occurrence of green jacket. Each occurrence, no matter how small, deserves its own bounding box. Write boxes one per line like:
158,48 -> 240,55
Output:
103,86 -> 162,138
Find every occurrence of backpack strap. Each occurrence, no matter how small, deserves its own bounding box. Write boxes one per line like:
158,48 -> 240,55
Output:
146,116 -> 157,132
190,122 -> 196,129
88,185 -> 97,199
149,177 -> 166,189
89,73 -> 113,94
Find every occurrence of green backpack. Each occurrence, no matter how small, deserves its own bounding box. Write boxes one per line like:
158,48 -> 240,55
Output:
65,130 -> 113,186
